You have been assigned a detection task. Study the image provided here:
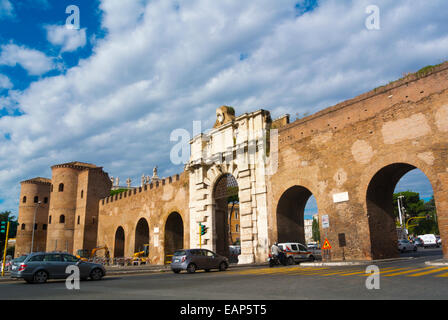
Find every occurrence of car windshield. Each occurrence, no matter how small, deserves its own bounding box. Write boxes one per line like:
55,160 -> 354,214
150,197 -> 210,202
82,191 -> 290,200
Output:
173,250 -> 186,256
13,255 -> 28,263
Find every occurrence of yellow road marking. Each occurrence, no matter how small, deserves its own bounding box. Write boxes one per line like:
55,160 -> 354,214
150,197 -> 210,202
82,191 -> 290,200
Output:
407,267 -> 448,277
359,267 -> 412,276
340,267 -> 398,276
383,266 -> 435,277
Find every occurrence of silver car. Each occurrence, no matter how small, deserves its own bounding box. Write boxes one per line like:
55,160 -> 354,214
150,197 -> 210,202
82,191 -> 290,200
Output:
10,252 -> 106,283
170,249 -> 229,273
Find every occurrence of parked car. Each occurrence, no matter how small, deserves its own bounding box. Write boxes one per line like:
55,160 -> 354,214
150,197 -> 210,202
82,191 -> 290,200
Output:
411,237 -> 424,247
170,249 -> 229,273
398,239 -> 417,253
10,252 -> 106,284
419,234 -> 439,248
278,242 -> 318,265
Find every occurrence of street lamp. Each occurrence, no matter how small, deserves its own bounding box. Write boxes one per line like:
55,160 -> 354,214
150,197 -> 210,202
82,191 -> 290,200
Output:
30,201 -> 41,253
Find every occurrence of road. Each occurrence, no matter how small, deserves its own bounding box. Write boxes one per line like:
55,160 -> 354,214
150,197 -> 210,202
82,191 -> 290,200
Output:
0,248 -> 446,300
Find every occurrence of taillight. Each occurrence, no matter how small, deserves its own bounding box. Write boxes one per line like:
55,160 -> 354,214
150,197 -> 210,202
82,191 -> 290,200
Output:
18,264 -> 27,271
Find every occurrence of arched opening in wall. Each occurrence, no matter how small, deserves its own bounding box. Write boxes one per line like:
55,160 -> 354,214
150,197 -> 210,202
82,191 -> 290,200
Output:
213,173 -> 239,260
164,212 -> 184,264
134,218 -> 150,254
276,186 -> 316,245
114,227 -> 125,258
366,164 -> 437,260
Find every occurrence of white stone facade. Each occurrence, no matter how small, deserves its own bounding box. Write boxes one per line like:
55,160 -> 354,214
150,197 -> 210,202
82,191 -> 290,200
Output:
187,109 -> 274,264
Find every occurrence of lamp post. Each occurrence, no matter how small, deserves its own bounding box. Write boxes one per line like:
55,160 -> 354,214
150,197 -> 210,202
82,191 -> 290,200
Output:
30,201 -> 41,253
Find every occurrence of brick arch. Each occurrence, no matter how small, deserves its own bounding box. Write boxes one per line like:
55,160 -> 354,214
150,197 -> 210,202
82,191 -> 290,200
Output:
134,217 -> 150,253
163,211 -> 184,264
113,226 -> 126,258
274,184 -> 319,244
359,159 -> 438,260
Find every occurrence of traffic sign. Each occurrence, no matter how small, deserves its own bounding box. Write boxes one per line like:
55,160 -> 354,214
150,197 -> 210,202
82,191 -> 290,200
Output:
322,238 -> 332,250
322,215 -> 329,229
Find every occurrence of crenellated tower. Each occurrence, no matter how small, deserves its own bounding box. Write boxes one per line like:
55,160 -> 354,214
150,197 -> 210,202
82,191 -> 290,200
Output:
15,178 -> 51,256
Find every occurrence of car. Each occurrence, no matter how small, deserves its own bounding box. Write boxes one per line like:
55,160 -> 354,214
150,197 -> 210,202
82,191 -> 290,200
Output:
419,234 -> 439,248
397,239 -> 417,253
170,249 -> 229,273
277,242 -> 318,265
436,235 -> 442,246
10,252 -> 106,284
411,237 -> 424,247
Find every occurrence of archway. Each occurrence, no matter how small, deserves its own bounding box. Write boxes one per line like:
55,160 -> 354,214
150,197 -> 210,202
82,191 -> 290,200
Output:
114,226 -> 125,258
134,218 -> 150,253
366,163 -> 437,259
164,212 -> 184,263
213,173 -> 239,258
276,185 -> 314,244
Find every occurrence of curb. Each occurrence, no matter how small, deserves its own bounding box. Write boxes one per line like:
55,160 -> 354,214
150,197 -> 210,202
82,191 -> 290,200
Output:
300,257 -> 413,267
425,259 -> 448,266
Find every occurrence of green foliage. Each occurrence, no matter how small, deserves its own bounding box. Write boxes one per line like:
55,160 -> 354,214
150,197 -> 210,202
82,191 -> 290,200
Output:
312,217 -> 320,242
110,188 -> 128,196
393,192 -> 438,235
0,211 -> 18,257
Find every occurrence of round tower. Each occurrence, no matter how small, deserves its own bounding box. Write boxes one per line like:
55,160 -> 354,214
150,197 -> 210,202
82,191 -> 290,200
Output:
15,178 -> 51,257
46,163 -> 80,253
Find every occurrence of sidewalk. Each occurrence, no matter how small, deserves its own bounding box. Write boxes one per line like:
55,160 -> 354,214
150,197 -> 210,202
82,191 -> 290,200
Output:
425,259 -> 448,266
0,262 -> 269,282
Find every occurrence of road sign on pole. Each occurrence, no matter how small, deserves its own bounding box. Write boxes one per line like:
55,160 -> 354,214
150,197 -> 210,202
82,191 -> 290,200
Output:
322,238 -> 332,250
322,215 -> 330,229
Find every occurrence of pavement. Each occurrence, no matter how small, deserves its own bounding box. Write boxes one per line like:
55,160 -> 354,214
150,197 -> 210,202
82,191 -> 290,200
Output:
0,249 -> 447,300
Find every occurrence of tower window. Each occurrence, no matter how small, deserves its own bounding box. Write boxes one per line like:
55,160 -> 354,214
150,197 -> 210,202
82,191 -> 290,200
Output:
81,190 -> 84,199
58,183 -> 64,192
22,196 -> 26,203
34,223 -> 37,230
77,216 -> 80,225
44,197 -> 48,204
43,224 -> 47,230
59,215 -> 65,223
34,196 -> 38,203
49,215 -> 52,224
21,224 -> 25,230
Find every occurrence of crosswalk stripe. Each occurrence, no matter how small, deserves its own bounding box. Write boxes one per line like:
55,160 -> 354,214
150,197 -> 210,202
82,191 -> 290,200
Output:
407,267 -> 448,277
340,267 -> 398,276
319,269 -> 361,276
359,267 -> 412,276
383,266 -> 435,277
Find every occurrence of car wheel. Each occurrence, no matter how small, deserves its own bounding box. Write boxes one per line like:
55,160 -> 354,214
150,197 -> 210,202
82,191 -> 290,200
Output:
205,269 -> 211,272
172,269 -> 181,274
90,268 -> 104,281
33,270 -> 48,284
413,246 -> 417,251
219,262 -> 228,271
187,263 -> 196,273
287,257 -> 295,265
309,255 -> 315,262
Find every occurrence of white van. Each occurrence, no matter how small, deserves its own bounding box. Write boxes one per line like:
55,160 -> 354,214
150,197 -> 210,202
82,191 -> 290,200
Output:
419,234 -> 439,248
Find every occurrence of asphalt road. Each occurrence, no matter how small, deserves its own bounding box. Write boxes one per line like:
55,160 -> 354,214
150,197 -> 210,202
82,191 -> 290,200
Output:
0,248 -> 446,300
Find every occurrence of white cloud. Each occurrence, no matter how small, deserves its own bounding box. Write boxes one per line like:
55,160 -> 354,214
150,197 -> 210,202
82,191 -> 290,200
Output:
0,43 -> 56,75
0,74 -> 12,89
0,0 -> 13,19
46,25 -> 87,53
0,0 -> 446,214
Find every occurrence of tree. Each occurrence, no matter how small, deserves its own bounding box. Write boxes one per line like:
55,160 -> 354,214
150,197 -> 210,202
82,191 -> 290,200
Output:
393,192 -> 438,235
312,217 -> 320,242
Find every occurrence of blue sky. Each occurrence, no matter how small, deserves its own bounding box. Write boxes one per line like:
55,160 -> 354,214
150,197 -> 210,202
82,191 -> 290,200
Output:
0,0 -> 447,216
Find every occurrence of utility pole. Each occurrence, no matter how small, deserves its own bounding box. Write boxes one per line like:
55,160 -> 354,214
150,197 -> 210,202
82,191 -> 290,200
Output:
1,220 -> 10,276
30,201 -> 41,253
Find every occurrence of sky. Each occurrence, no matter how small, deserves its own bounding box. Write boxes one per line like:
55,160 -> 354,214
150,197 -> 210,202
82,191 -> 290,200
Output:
0,0 -> 447,217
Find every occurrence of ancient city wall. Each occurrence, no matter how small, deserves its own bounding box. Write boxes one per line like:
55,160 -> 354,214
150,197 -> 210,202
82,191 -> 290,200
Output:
97,172 -> 190,264
268,62 -> 448,260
